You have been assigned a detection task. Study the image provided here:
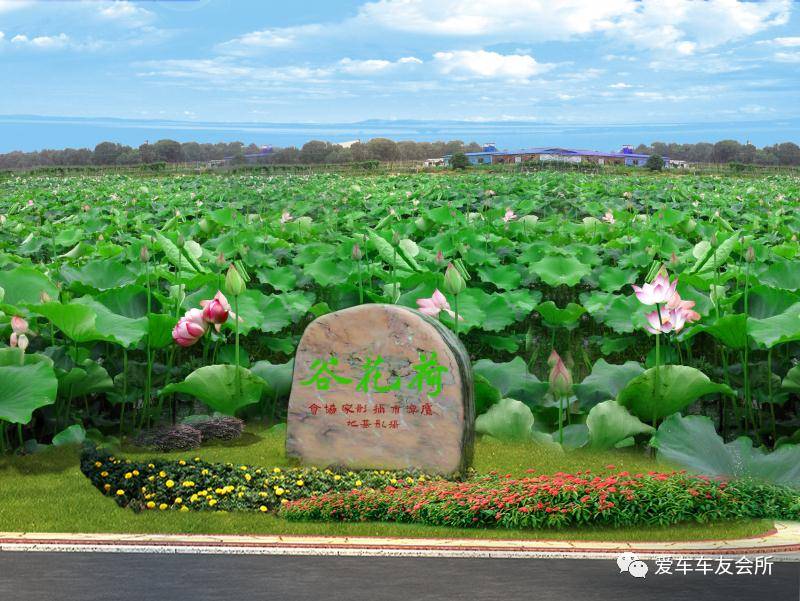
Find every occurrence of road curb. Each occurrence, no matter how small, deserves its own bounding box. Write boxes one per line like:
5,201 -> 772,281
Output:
2,522 -> 800,560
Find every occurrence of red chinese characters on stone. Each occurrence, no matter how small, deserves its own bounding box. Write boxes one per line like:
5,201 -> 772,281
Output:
308,401 -> 436,429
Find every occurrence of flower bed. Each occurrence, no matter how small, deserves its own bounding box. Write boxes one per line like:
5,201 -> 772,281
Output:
281,471 -> 800,529
80,446 -> 436,513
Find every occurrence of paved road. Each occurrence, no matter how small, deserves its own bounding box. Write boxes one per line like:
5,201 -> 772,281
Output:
1,552 -> 798,601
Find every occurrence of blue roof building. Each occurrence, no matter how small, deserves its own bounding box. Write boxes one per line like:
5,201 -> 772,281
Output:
444,144 -> 665,167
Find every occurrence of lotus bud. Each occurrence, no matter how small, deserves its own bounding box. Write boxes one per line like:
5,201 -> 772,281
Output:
710,233 -> 718,247
0,215 -> 6,225
792,234 -> 798,242
216,252 -> 226,267
98,234 -> 104,242
11,316 -> 29,335
176,234 -> 185,249
669,252 -> 679,267
17,334 -> 29,353
199,217 -> 211,234
39,290 -> 51,304
351,243 -> 362,261
225,263 -> 246,297
548,351 -> 573,398
140,245 -> 150,263
746,246 -> 755,263
392,230 -> 400,245
443,262 -> 466,296
547,349 -> 560,368
435,250 -> 445,267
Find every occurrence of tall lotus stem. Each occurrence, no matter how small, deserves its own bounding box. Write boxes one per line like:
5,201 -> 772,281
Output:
225,264 -> 246,397
352,243 -> 364,304
443,263 -> 466,337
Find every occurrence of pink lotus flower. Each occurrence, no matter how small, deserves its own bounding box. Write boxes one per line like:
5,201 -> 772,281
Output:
645,307 -> 688,334
200,291 -> 231,325
666,292 -> 701,324
172,308 -> 208,347
602,211 -> 615,224
548,351 -> 573,397
9,332 -> 18,347
280,211 -> 293,224
503,209 -> 517,223
11,316 -> 28,335
416,289 -> 462,320
632,273 -> 678,306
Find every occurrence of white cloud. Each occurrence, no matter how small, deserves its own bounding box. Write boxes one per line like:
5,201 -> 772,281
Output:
609,82 -> 632,89
11,33 -> 69,49
216,24 -> 323,55
433,50 -> 552,80
356,0 -> 789,54
97,1 -> 155,27
770,36 -> 800,47
357,0 -> 630,37
774,51 -> 800,63
338,56 -> 422,75
0,0 -> 32,13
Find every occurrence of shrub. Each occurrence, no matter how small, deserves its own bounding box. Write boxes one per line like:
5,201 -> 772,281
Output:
645,154 -> 664,171
80,446 -> 437,513
132,424 -> 202,452
281,471 -> 800,529
450,153 -> 470,170
185,416 -> 245,442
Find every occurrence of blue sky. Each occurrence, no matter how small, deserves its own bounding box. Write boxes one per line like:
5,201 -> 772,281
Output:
1,0 -> 799,146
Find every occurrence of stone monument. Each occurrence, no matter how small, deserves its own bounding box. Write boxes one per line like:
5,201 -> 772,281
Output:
286,304 -> 474,475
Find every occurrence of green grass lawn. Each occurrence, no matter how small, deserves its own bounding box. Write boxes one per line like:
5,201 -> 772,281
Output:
0,425 -> 773,542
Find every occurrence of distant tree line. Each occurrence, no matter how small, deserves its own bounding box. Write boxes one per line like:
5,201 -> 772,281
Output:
0,138 -> 483,170
634,140 -> 800,166
2,137 -> 800,170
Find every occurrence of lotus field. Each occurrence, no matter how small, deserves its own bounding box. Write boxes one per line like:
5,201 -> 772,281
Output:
1,171 -> 799,484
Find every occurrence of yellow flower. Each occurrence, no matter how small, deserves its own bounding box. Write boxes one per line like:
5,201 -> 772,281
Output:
281,499 -> 288,505
245,474 -> 252,482
166,480 -> 175,488
146,501 -> 156,509
182,481 -> 195,488
296,480 -> 304,486
193,457 -> 200,462
148,476 -> 155,482
180,506 -> 189,512
116,489 -> 125,496
124,472 -> 132,479
274,487 -> 284,496
390,478 -> 397,485
201,469 -> 209,476
179,460 -> 186,466
174,497 -> 183,505
259,506 -> 268,513
418,476 -> 425,481
348,471 -> 354,476
273,467 -> 281,474
208,499 -> 217,507
259,492 -> 268,498
406,477 -> 413,484
103,484 -> 111,491
159,471 -> 166,478
240,465 -> 248,471
132,470 -> 140,476
100,471 -> 108,477
355,480 -> 362,487
334,475 -> 342,481
159,503 -> 168,511
94,461 -> 102,468
148,463 -> 155,469
190,494 -> 199,503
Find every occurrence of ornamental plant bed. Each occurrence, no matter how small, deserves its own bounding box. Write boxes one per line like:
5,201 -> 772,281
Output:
80,446 -> 800,529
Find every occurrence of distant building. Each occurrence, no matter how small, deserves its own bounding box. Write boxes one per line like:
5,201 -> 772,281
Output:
442,144 -> 669,167
221,145 -> 274,164
423,157 -> 446,167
